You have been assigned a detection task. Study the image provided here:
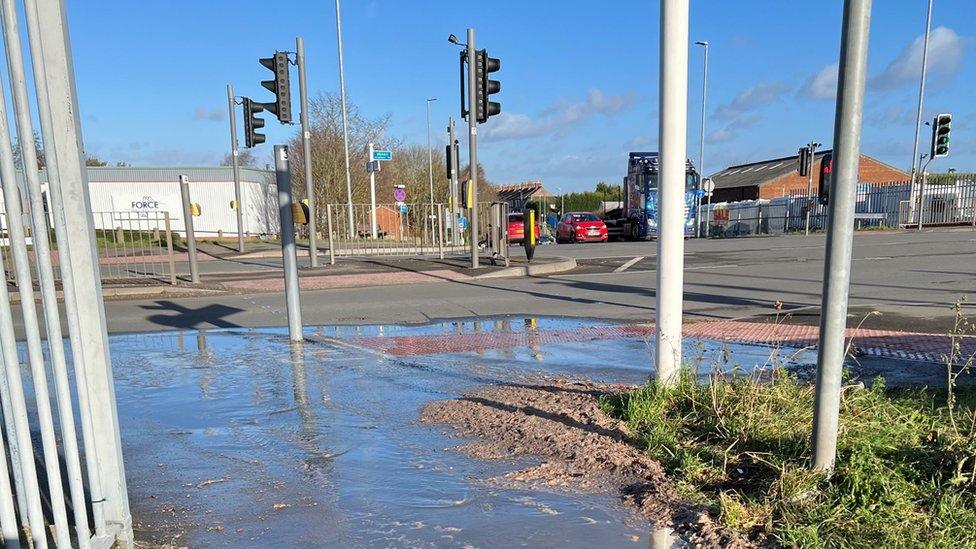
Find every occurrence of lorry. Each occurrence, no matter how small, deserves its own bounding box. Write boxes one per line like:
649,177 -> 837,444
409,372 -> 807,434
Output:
602,152 -> 701,240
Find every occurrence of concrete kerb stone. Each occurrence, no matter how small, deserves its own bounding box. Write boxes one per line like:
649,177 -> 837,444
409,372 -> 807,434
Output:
473,257 -> 578,279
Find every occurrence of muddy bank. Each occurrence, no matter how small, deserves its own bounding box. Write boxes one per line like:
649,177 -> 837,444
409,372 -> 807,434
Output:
420,378 -> 752,547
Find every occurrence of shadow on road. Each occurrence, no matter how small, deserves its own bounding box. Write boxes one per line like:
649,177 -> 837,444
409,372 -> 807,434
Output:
139,300 -> 244,330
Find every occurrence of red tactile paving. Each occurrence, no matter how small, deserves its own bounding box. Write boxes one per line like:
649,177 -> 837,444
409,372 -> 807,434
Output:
347,321 -> 976,365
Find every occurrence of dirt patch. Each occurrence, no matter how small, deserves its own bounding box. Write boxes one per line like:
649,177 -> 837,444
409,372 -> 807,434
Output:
420,378 -> 752,547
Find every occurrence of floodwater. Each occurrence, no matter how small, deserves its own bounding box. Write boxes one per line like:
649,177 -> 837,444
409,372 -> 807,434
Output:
114,318 -> 812,547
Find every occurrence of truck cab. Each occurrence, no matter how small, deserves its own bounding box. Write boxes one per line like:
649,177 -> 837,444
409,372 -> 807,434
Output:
602,152 -> 701,240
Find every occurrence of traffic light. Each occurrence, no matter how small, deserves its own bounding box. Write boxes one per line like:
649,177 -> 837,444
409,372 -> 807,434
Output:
460,179 -> 474,209
445,140 -> 459,180
798,146 -> 811,177
243,97 -> 265,148
817,152 -> 833,205
931,113 -> 951,158
259,52 -> 292,123
474,49 -> 501,123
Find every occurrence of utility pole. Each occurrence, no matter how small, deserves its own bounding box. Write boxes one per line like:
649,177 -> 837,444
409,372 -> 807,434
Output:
334,0 -> 355,238
448,117 -> 459,244
226,84 -> 245,253
296,37 -> 317,267
804,141 -> 819,236
908,0 -> 934,196
426,97 -> 437,243
695,40 -> 709,239
811,0 -> 873,472
656,0 -> 689,385
466,28 -> 479,269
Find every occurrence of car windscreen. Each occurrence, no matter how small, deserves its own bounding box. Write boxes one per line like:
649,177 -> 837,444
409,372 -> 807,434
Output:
570,213 -> 598,222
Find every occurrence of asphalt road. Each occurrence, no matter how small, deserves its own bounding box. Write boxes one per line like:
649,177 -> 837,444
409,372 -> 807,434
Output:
16,228 -> 976,336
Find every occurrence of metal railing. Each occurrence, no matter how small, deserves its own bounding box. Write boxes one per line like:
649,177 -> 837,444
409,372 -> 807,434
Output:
2,210 -> 177,285
899,179 -> 976,228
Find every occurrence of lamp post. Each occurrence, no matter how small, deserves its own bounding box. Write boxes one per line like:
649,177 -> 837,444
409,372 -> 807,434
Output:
334,0 -> 355,238
695,40 -> 709,239
426,97 -> 437,242
909,0 -> 934,193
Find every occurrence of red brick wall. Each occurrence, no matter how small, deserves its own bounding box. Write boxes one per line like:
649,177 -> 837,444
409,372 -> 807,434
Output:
758,155 -> 909,199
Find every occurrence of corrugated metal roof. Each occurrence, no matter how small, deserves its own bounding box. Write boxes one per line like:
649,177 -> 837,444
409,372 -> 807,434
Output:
22,166 -> 273,184
708,151 -> 832,190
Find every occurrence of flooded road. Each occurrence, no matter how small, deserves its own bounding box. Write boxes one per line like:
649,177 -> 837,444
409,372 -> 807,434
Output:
115,318 -> 811,547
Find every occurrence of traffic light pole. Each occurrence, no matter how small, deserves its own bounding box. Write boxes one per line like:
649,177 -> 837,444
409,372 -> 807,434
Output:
368,142 -> 378,239
179,176 -> 200,284
811,0 -> 872,472
226,84 -> 245,253
656,0 -> 690,385
274,145 -> 305,342
805,142 -> 817,236
448,117 -> 459,244
296,37 -> 318,267
466,28 -> 479,269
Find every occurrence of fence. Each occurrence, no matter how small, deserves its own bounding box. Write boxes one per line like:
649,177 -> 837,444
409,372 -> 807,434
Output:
1,210 -> 178,285
701,180 -> 976,238
322,202 -> 488,259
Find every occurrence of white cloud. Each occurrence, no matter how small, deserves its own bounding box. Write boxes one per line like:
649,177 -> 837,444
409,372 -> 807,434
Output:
800,63 -> 838,100
871,27 -> 965,90
706,114 -> 760,144
192,106 -> 225,122
481,88 -> 637,141
713,82 -> 791,120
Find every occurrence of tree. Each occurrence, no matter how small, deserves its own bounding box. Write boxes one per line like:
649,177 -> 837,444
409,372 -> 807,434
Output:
221,149 -> 257,167
12,131 -> 44,170
85,156 -> 108,167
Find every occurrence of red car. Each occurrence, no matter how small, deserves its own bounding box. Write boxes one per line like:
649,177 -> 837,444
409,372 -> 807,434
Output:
556,212 -> 608,243
507,212 -> 542,244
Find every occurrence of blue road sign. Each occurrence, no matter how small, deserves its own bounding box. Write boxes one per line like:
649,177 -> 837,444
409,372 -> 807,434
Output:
372,150 -> 393,161
399,204 -> 409,214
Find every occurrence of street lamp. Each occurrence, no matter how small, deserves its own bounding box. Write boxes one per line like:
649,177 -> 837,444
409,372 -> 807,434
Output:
909,0 -> 934,191
694,40 -> 709,239
426,97 -> 437,241
334,0 -> 355,238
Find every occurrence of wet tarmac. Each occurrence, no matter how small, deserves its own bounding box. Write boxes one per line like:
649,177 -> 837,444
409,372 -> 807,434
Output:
108,317 -> 908,547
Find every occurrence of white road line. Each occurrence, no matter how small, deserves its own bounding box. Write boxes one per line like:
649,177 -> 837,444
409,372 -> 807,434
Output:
852,256 -> 892,261
686,264 -> 738,270
614,256 -> 645,273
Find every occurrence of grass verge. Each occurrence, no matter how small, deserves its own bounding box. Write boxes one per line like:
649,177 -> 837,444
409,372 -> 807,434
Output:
601,372 -> 976,547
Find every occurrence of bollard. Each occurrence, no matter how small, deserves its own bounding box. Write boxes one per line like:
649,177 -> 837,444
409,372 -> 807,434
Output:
179,175 -> 200,283
115,226 -> 124,244
523,207 -> 537,262
275,145 -> 304,342
326,202 -> 336,265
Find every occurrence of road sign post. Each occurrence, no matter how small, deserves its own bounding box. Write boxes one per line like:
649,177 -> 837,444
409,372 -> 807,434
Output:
368,142 -> 378,238
297,37 -> 318,267
227,84 -> 245,253
275,145 -> 304,342
179,176 -> 200,284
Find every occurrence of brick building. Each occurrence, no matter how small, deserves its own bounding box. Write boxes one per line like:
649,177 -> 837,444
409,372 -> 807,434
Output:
708,151 -> 908,203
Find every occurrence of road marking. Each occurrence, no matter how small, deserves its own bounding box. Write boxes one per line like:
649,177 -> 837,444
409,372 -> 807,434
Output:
551,269 -> 657,279
853,256 -> 892,261
687,264 -> 738,270
614,256 -> 645,273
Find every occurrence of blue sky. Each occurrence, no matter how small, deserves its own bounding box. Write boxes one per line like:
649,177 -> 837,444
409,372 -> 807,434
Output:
66,0 -> 974,191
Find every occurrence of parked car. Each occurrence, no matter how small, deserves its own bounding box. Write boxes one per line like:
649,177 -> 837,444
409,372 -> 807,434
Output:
507,212 -> 543,244
556,212 -> 608,243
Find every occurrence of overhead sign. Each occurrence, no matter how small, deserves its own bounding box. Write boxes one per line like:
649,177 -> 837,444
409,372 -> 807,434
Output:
372,150 -> 393,161
393,186 -> 407,202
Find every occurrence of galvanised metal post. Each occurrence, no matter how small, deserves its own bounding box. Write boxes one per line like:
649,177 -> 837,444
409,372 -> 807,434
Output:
656,0 -> 690,385
467,28 -> 479,269
694,40 -> 708,239
805,142 -> 818,236
334,0 -> 355,238
426,97 -> 437,243
448,117 -> 459,244
297,37 -> 318,266
368,142 -> 377,238
275,145 -> 305,341
326,201 -> 336,265
1,0 -> 90,542
908,0 -> 934,197
179,176 -> 200,283
23,0 -> 118,538
226,83 -> 245,253
812,0 -> 873,472
0,22 -> 72,545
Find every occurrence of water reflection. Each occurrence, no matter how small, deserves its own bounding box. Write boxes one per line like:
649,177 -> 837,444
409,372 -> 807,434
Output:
650,525 -> 680,548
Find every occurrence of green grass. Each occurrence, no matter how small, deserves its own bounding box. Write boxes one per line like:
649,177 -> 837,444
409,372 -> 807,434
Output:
600,370 -> 976,547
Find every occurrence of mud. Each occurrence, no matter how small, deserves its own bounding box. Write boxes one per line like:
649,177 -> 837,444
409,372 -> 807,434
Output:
421,378 -> 753,548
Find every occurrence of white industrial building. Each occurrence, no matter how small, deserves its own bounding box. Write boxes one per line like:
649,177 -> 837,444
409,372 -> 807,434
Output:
3,166 -> 279,237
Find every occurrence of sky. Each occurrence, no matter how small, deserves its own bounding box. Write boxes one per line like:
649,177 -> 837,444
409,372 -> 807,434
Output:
60,0 -> 976,192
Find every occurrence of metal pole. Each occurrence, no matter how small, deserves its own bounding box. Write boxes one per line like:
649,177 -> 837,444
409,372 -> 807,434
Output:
655,0 -> 689,385
805,142 -> 817,235
368,142 -> 377,238
0,17 -> 75,549
297,37 -> 317,267
426,97 -> 437,243
24,0 -> 122,539
2,0 -> 89,542
908,0 -> 934,192
467,28 -> 479,269
179,176 -> 200,283
448,117 -> 459,244
275,145 -> 304,342
227,84 -> 245,253
812,0 -> 873,472
437,204 -> 445,259
334,0 -> 355,238
695,40 -> 708,239
326,201 -> 336,264
918,157 -> 932,229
